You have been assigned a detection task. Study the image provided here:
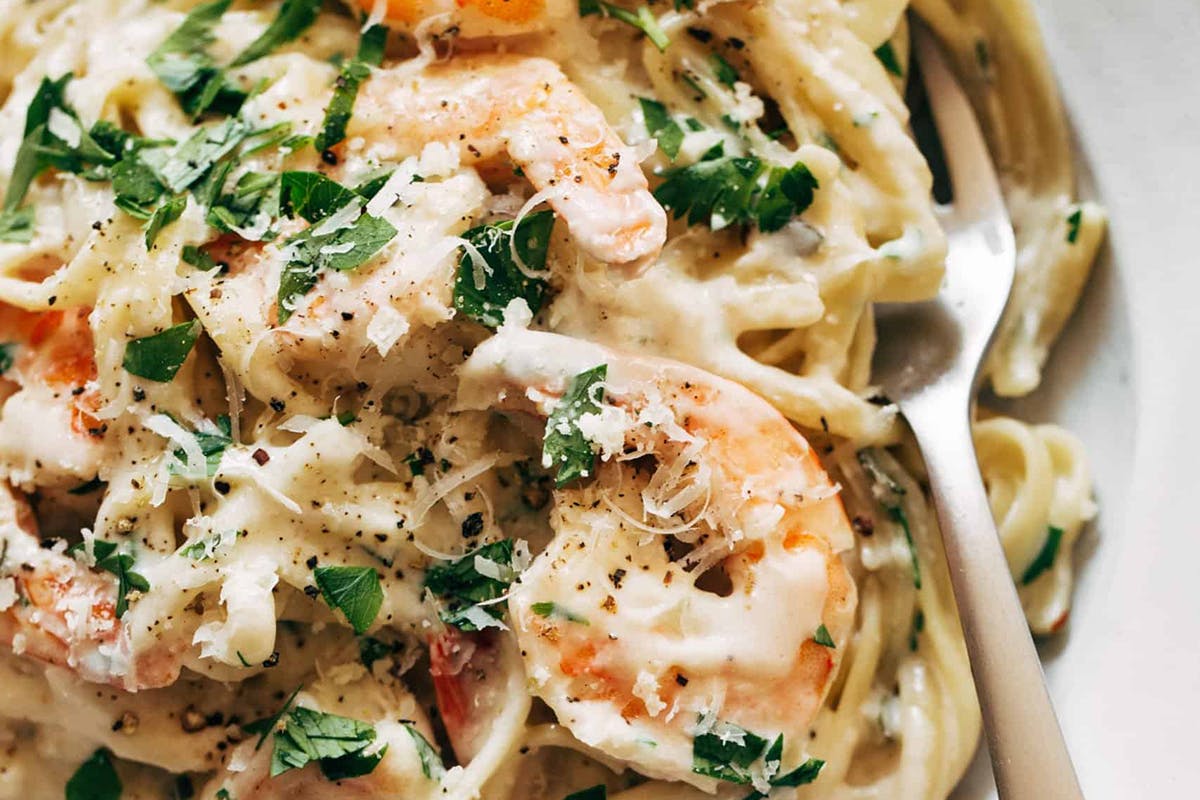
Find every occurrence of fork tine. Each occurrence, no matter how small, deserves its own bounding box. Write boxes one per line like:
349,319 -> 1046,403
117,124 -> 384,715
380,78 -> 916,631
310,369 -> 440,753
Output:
913,22 -> 1011,234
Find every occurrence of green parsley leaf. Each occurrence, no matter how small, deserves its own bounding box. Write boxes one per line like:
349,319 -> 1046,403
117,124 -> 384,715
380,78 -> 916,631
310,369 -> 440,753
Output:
146,0 -> 245,118
654,153 -> 818,233
857,450 -> 921,589
282,212 -> 397,272
874,41 -> 904,77
65,748 -> 122,800
0,207 -> 35,243
638,97 -> 684,160
111,150 -> 169,220
313,565 -> 383,634
140,117 -> 250,193
280,171 -> 360,222
3,74 -> 70,212
404,724 -> 446,780
0,343 -> 14,374
909,608 -> 925,652
812,623 -> 835,648
887,504 -> 921,589
315,24 -> 388,153
245,684 -> 301,748
424,540 -> 516,631
358,636 -> 397,669
453,210 -> 555,329
188,416 -> 235,478
542,364 -> 606,487
564,787 -> 607,800
1066,207 -> 1082,244
182,245 -> 218,270
275,171 -> 398,319
578,0 -> 669,51
709,52 -> 739,87
530,601 -> 589,625
746,757 -> 824,797
215,789 -> 232,800
122,320 -> 202,382
208,171 -> 280,238
68,539 -> 151,617
692,720 -> 770,784
179,528 -> 239,561
1021,525 -> 1064,585
269,706 -> 381,778
145,193 -> 187,247
232,0 -> 324,67
404,447 -> 435,477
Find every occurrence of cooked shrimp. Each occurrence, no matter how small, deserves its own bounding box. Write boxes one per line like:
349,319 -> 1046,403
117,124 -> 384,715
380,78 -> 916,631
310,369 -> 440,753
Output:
352,53 -> 667,269
0,483 -> 182,691
0,304 -> 108,487
353,0 -> 569,37
457,329 -> 857,789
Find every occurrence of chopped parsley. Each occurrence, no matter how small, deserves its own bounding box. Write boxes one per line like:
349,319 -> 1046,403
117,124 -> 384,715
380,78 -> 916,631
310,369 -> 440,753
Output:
542,364 -> 606,487
638,97 -> 684,160
140,117 -> 250,194
179,529 -> 239,561
207,170 -> 281,239
0,207 -> 34,243
812,623 -> 835,648
231,0 -> 324,68
858,449 -> 921,589
874,41 -> 904,77
578,0 -> 669,51
709,52 -> 740,87
145,192 -> 187,247
909,608 -> 925,652
315,24 -> 388,153
358,636 -> 398,670
146,0 -> 245,118
67,539 -> 150,617
404,723 -> 446,779
168,414 -> 232,477
65,748 -> 122,800
313,565 -> 383,634
564,787 -> 607,800
1021,525 -> 1064,585
453,211 -> 555,329
122,320 -> 202,382
1066,207 -> 1083,244
404,447 -> 435,477
0,74 -> 127,240
0,343 -> 14,374
275,171 -> 398,320
269,705 -> 385,780
530,601 -> 589,625
423,540 -> 517,631
654,148 -> 819,232
692,720 -> 824,794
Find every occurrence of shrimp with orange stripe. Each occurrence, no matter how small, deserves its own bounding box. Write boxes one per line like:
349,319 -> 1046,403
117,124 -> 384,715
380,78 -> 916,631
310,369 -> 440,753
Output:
457,328 -> 857,790
0,303 -> 110,488
352,0 -> 570,38
0,482 -> 184,691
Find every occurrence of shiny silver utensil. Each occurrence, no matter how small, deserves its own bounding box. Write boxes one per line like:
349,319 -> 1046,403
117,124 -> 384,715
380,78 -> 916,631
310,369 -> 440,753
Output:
871,23 -> 1084,799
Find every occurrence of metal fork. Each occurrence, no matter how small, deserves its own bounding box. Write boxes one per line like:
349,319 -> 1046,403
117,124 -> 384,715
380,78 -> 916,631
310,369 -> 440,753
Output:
871,24 -> 1084,799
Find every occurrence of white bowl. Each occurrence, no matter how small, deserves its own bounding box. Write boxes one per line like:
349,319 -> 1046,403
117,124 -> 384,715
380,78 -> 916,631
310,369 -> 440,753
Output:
954,1 -> 1200,795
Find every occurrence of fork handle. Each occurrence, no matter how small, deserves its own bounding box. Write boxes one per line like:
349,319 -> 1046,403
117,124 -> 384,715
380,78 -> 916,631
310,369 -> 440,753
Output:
906,402 -> 1084,799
